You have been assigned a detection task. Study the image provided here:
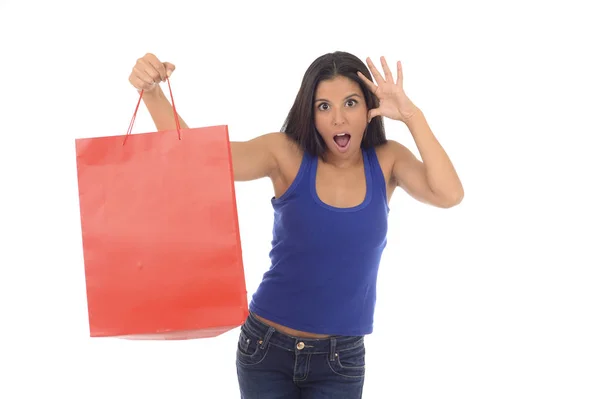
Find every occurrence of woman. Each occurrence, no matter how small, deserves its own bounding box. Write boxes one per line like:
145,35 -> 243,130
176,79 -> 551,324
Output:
128,51 -> 463,398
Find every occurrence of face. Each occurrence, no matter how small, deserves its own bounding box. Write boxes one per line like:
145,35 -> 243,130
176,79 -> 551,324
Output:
313,75 -> 368,158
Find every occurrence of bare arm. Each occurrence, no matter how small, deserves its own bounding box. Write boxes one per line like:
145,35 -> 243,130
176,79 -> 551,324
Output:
390,110 -> 464,208
128,54 -> 187,131
141,87 -> 189,131
129,53 -> 287,183
230,132 -> 288,182
142,84 -> 283,182
142,88 -> 284,182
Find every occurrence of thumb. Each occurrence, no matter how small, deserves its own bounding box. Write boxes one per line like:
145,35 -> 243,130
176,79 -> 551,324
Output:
163,62 -> 176,77
368,108 -> 381,123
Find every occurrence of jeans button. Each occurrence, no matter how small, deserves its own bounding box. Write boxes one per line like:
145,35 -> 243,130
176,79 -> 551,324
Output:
296,342 -> 305,350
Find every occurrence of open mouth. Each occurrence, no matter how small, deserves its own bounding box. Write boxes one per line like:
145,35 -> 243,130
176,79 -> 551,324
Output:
333,133 -> 351,152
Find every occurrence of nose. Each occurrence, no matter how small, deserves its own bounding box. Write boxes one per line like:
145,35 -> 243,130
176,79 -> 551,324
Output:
332,108 -> 346,126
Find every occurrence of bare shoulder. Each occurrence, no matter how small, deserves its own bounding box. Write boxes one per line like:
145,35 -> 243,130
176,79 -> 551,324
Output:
373,139 -> 415,185
229,131 -> 304,194
248,131 -> 303,167
264,132 -> 301,155
271,131 -> 303,156
375,139 -> 414,161
229,131 -> 299,182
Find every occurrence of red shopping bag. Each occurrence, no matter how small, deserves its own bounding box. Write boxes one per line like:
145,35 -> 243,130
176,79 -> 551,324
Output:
74,80 -> 248,339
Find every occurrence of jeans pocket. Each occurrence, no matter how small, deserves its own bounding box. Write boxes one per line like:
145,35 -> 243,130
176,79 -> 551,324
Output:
327,341 -> 366,378
236,327 -> 269,366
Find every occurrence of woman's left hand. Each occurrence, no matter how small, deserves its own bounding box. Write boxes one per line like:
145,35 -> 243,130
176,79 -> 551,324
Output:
358,56 -> 419,124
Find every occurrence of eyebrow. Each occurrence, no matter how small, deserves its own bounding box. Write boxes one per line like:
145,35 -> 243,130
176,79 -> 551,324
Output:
314,93 -> 362,102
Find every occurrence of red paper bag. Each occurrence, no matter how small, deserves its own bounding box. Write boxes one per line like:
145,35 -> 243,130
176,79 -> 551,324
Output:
74,84 -> 248,339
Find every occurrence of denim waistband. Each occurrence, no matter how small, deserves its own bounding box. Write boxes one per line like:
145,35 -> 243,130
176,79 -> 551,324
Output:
243,312 -> 364,359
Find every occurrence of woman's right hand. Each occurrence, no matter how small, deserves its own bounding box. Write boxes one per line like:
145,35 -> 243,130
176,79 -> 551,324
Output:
128,53 -> 176,93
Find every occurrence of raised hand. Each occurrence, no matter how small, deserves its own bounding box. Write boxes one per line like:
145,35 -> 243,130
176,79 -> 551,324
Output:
129,53 -> 176,93
358,56 -> 419,124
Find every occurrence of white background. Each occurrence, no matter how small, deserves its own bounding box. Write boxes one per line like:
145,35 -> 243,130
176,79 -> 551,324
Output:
1,0 -> 599,398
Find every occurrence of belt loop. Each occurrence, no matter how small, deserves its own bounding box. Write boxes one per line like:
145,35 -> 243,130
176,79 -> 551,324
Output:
260,327 -> 275,349
329,337 -> 337,361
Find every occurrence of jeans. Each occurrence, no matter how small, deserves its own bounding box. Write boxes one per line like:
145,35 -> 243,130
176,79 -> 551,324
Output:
236,312 -> 366,398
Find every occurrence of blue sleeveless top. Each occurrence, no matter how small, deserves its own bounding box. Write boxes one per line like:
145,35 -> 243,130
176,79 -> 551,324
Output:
248,146 -> 389,336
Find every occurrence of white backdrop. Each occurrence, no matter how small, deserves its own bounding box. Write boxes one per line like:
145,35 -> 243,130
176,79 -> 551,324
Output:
1,0 -> 599,398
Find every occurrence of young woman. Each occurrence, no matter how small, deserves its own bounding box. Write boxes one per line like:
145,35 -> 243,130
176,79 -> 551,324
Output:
128,50 -> 464,398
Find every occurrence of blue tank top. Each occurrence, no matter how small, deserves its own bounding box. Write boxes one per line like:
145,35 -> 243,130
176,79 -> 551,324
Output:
248,146 -> 389,336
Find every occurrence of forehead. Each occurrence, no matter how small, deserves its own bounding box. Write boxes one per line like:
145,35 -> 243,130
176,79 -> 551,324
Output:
315,76 -> 363,99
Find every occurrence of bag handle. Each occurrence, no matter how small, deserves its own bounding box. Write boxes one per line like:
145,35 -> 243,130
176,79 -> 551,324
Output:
123,77 -> 182,145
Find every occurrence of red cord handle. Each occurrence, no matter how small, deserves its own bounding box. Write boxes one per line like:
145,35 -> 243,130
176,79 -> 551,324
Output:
123,77 -> 181,145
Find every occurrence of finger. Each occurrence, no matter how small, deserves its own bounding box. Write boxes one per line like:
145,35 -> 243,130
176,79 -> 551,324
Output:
142,53 -> 167,81
129,75 -> 155,91
163,62 -> 176,77
138,58 -> 163,83
380,56 -> 394,82
146,57 -> 167,81
396,60 -> 404,87
357,71 -> 377,93
132,65 -> 157,86
366,57 -> 385,85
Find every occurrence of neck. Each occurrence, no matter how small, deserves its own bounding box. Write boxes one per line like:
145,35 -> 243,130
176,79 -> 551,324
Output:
322,148 -> 363,169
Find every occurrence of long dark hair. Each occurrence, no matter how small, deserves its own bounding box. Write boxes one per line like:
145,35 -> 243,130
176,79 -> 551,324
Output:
281,51 -> 387,157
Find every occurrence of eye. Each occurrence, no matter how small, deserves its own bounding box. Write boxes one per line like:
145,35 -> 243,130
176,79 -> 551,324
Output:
346,99 -> 358,107
317,103 -> 329,111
